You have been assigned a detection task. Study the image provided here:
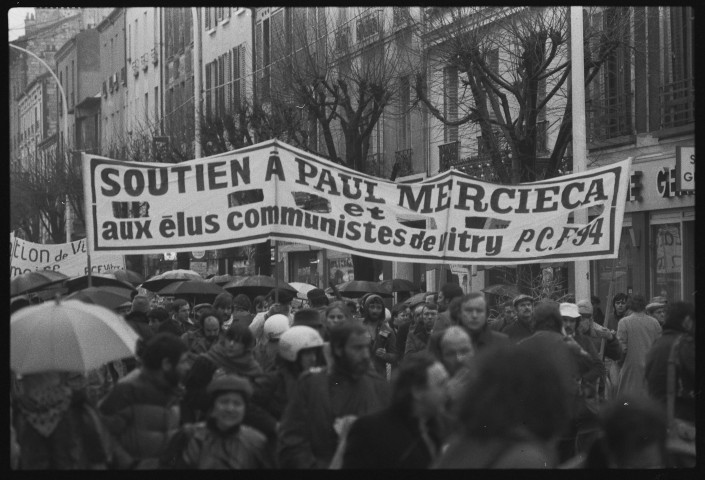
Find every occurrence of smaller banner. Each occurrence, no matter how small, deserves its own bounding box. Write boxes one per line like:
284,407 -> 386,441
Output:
10,234 -> 125,278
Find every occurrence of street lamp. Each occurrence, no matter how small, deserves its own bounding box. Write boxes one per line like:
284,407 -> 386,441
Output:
9,42 -> 72,243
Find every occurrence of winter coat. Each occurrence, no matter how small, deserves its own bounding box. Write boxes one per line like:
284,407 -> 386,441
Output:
277,367 -> 390,469
342,405 -> 443,468
584,326 -> 622,361
251,364 -> 300,421
14,388 -> 112,469
181,348 -> 277,443
616,312 -> 662,398
363,319 -> 398,376
465,324 -> 510,353
404,322 -> 431,358
180,419 -> 272,469
98,368 -> 182,468
431,310 -> 452,335
396,321 -> 412,362
502,318 -> 533,344
645,330 -> 695,422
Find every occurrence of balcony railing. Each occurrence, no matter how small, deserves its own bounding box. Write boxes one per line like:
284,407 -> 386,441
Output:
586,92 -> 633,142
660,77 -> 694,129
438,141 -> 460,171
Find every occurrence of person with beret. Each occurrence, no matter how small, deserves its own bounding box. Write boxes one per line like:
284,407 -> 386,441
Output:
502,294 -> 534,344
645,298 -> 667,327
177,374 -> 273,469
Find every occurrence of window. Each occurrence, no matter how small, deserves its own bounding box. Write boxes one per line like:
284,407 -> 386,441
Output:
586,8 -> 633,141
660,6 -> 694,128
205,7 -> 213,30
217,54 -> 225,116
232,44 -> 246,110
154,86 -> 159,126
145,92 -> 149,124
652,223 -> 681,300
443,66 -> 458,142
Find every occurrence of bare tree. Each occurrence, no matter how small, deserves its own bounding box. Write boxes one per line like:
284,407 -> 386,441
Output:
413,6 -> 639,183
10,152 -> 67,244
265,7 -> 415,279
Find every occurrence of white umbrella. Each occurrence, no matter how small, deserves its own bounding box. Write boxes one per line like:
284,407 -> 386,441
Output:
289,282 -> 318,300
11,298 -> 140,375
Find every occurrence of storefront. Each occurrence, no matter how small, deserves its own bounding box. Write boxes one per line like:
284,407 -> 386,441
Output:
591,145 -> 695,306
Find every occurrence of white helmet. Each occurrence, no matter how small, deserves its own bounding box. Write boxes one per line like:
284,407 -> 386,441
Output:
385,308 -> 391,321
264,314 -> 290,341
278,325 -> 324,362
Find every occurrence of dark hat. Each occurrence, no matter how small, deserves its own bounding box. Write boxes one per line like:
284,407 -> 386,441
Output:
364,294 -> 385,308
207,373 -> 253,401
307,288 -> 327,301
147,307 -> 170,323
513,294 -> 534,307
266,288 -> 294,304
293,308 -> 323,328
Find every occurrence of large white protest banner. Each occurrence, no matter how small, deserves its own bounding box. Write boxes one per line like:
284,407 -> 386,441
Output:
82,140 -> 631,265
10,234 -> 125,277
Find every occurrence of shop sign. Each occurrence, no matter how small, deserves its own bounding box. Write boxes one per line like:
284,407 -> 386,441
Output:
675,146 -> 695,192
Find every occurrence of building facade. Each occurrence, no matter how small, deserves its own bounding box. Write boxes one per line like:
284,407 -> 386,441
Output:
97,8 -> 127,157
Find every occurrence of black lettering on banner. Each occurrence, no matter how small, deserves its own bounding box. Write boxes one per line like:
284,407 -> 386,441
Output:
513,229 -> 535,252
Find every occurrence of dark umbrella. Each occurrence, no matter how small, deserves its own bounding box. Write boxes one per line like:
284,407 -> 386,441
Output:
402,291 -> 437,307
65,274 -> 137,294
142,269 -> 204,291
207,274 -> 246,286
326,280 -> 393,299
223,275 -> 297,297
157,280 -> 226,304
109,269 -> 145,286
481,284 -> 521,299
66,286 -> 135,311
380,278 -> 418,293
11,270 -> 69,296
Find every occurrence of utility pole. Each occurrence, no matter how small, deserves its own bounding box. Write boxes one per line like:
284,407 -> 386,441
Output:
570,7 -> 590,302
10,42 -> 72,243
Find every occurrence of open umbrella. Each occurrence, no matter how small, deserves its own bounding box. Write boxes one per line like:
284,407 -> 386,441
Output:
11,298 -> 139,375
223,275 -> 297,297
207,274 -> 246,286
402,291 -> 438,307
481,284 -> 521,299
66,286 -> 134,311
142,269 -> 204,291
65,274 -> 137,294
289,282 -> 318,300
380,278 -> 418,293
158,280 -> 226,304
108,269 -> 145,286
11,270 -> 68,296
327,280 -> 393,299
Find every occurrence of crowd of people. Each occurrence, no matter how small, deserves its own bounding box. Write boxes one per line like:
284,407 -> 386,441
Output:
10,282 -> 696,469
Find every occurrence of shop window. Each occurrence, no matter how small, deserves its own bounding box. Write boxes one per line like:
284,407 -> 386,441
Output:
651,222 -> 681,300
593,226 -> 633,307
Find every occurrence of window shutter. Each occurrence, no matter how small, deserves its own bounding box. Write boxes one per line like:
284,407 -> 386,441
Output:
239,44 -> 247,105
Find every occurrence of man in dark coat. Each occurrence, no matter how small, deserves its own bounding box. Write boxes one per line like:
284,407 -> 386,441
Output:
645,301 -> 695,423
519,302 -> 604,463
124,295 -> 155,373
449,292 -> 510,353
342,353 -> 449,468
502,294 -> 534,343
99,333 -> 189,469
277,321 -> 390,469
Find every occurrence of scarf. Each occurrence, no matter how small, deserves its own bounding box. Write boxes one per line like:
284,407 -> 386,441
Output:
202,343 -> 263,377
16,384 -> 73,438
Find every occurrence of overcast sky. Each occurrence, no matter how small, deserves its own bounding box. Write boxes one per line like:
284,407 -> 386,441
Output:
8,7 -> 35,41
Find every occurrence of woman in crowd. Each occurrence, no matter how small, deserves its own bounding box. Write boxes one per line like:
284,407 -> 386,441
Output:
177,374 -> 273,469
